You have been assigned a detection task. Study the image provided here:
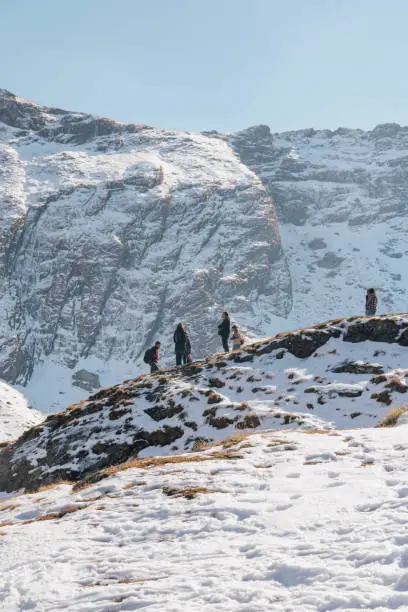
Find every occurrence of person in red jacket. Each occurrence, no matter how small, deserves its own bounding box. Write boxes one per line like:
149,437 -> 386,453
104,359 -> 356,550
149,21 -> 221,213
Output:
148,341 -> 161,373
365,288 -> 378,316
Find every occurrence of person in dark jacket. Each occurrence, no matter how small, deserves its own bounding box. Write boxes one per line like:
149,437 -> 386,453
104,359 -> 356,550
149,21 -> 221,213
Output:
173,323 -> 191,366
365,288 -> 378,316
218,311 -> 231,352
148,341 -> 161,373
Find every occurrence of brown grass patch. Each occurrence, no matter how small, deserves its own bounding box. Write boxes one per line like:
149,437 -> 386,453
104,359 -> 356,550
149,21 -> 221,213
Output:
73,449 -> 243,492
122,481 -> 147,490
219,432 -> 252,449
334,451 -> 350,456
0,503 -> 20,512
301,429 -> 331,435
377,405 -> 408,427
162,486 -> 212,500
105,450 -> 242,475
22,505 -> 86,524
266,439 -> 288,447
36,481 -> 74,493
303,460 -> 323,465
385,377 -> 408,393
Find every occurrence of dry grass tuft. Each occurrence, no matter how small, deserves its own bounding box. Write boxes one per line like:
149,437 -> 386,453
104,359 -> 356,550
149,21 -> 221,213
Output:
0,503 -> 20,513
73,449 -> 244,492
377,405 -> 408,428
162,486 -> 212,499
219,432 -> 252,449
22,505 -> 86,524
36,481 -> 74,493
122,481 -> 147,490
301,429 -> 331,435
104,450 -> 243,476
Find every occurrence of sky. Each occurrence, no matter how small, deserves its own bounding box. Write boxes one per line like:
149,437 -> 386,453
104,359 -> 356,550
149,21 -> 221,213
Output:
1,0 -> 408,133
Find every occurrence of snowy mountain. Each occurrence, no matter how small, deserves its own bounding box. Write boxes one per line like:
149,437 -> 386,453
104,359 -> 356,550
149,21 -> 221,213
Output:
231,123 -> 408,323
0,89 -> 290,411
1,89 -> 408,413
2,314 -> 408,493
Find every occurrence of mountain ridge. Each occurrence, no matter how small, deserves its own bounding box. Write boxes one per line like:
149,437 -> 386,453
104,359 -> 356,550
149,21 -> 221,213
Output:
2,313 -> 408,493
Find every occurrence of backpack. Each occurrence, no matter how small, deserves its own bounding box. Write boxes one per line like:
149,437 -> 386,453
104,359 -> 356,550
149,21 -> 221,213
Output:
143,348 -> 151,364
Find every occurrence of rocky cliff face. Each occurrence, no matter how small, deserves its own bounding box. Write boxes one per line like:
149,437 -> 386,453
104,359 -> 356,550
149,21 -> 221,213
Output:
231,124 -> 408,324
2,314 -> 408,492
0,90 -> 290,410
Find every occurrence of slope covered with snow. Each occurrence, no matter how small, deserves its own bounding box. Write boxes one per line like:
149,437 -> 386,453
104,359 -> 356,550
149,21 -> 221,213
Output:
0,381 -> 42,443
2,423 -> 408,611
2,314 -> 408,492
231,123 -> 408,325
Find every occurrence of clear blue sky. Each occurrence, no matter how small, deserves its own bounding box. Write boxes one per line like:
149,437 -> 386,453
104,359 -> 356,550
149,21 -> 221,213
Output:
2,0 -> 408,133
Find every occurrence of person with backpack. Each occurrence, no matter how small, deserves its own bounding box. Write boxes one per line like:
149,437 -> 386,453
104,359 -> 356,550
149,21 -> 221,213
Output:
218,311 -> 231,352
365,288 -> 378,316
143,341 -> 161,373
231,325 -> 245,350
173,323 -> 191,366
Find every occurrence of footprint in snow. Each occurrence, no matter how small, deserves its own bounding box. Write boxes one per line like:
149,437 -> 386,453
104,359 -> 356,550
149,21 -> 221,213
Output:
356,501 -> 384,512
397,487 -> 408,498
276,502 -> 293,511
286,472 -> 301,478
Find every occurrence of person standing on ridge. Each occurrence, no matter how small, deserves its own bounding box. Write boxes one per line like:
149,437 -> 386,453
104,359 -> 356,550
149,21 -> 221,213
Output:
231,325 -> 245,350
365,288 -> 378,316
218,311 -> 231,352
173,323 -> 191,366
144,341 -> 161,373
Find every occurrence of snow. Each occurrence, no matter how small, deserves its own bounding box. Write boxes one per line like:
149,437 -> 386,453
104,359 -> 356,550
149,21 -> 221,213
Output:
0,381 -> 42,443
2,424 -> 408,610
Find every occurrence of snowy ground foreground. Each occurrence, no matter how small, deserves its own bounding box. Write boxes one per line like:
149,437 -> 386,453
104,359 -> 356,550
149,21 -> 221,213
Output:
2,424 -> 408,611
0,381 -> 42,443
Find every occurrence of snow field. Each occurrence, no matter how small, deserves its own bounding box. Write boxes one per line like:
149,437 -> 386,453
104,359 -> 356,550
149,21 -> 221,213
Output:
0,381 -> 43,443
2,425 -> 408,610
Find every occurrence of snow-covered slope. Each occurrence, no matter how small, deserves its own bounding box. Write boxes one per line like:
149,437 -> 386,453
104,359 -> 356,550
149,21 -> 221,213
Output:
0,89 -> 290,412
231,123 -> 408,324
2,423 -> 408,611
0,381 -> 42,443
2,314 -> 408,493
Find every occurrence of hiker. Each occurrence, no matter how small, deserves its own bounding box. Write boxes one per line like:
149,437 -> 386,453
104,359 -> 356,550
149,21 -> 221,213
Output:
173,323 -> 191,366
218,311 -> 231,352
144,341 -> 161,373
365,288 -> 378,316
231,325 -> 245,350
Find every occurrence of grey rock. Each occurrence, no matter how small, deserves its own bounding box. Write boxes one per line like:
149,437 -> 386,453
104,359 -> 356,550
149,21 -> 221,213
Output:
72,370 -> 101,393
316,252 -> 345,269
